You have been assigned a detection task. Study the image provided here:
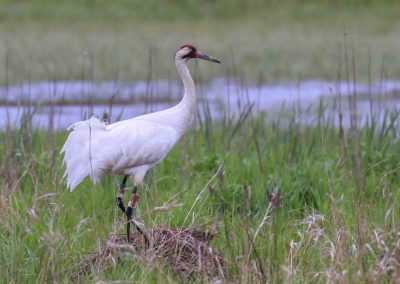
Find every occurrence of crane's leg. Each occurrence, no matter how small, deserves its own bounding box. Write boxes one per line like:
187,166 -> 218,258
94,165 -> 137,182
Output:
116,175 -> 128,213
117,175 -> 149,246
125,185 -> 139,240
125,186 -> 149,247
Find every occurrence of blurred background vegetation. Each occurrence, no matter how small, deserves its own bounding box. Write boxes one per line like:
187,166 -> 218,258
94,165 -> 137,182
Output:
0,0 -> 399,84
0,0 -> 398,20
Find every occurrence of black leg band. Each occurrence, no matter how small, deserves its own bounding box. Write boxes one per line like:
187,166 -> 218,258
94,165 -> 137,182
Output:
116,197 -> 125,213
116,175 -> 129,213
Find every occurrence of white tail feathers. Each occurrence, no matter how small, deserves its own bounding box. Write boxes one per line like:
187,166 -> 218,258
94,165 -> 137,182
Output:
60,117 -> 107,191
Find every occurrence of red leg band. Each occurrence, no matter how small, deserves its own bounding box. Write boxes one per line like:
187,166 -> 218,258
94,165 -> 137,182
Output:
129,194 -> 140,209
117,188 -> 125,198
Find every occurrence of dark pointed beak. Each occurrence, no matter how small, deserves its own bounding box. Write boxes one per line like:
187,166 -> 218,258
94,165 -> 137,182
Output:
197,52 -> 221,63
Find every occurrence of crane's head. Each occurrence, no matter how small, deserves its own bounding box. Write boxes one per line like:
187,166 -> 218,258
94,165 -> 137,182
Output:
175,44 -> 221,64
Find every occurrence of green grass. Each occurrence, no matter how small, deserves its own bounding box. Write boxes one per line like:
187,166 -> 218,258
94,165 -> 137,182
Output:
1,104 -> 399,282
1,0 -> 400,84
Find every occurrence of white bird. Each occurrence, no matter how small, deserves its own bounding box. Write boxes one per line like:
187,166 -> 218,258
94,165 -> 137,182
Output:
61,44 -> 220,241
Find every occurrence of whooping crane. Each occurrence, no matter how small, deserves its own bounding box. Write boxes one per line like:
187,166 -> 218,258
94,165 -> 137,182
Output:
61,45 -> 221,242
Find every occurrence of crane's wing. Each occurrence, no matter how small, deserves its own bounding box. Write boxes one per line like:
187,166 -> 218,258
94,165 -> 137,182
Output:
61,117 -> 179,191
101,118 -> 180,173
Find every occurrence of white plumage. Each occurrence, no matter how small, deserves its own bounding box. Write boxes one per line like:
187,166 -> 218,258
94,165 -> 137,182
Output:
61,45 -> 220,191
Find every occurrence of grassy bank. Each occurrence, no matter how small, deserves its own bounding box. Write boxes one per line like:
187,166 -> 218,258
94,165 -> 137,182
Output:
0,102 -> 399,282
1,1 -> 400,84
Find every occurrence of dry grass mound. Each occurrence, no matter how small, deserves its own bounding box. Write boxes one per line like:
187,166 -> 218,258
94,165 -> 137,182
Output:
75,227 -> 225,281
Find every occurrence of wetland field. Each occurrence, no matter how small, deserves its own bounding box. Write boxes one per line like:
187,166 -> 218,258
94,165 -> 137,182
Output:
1,1 -> 400,282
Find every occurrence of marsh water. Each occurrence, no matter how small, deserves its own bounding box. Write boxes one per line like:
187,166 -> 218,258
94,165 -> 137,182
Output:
0,78 -> 399,130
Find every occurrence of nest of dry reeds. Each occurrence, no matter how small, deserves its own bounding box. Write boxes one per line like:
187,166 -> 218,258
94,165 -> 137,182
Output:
74,227 -> 225,280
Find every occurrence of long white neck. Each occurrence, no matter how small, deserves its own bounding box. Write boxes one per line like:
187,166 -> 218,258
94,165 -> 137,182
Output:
174,59 -> 196,130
